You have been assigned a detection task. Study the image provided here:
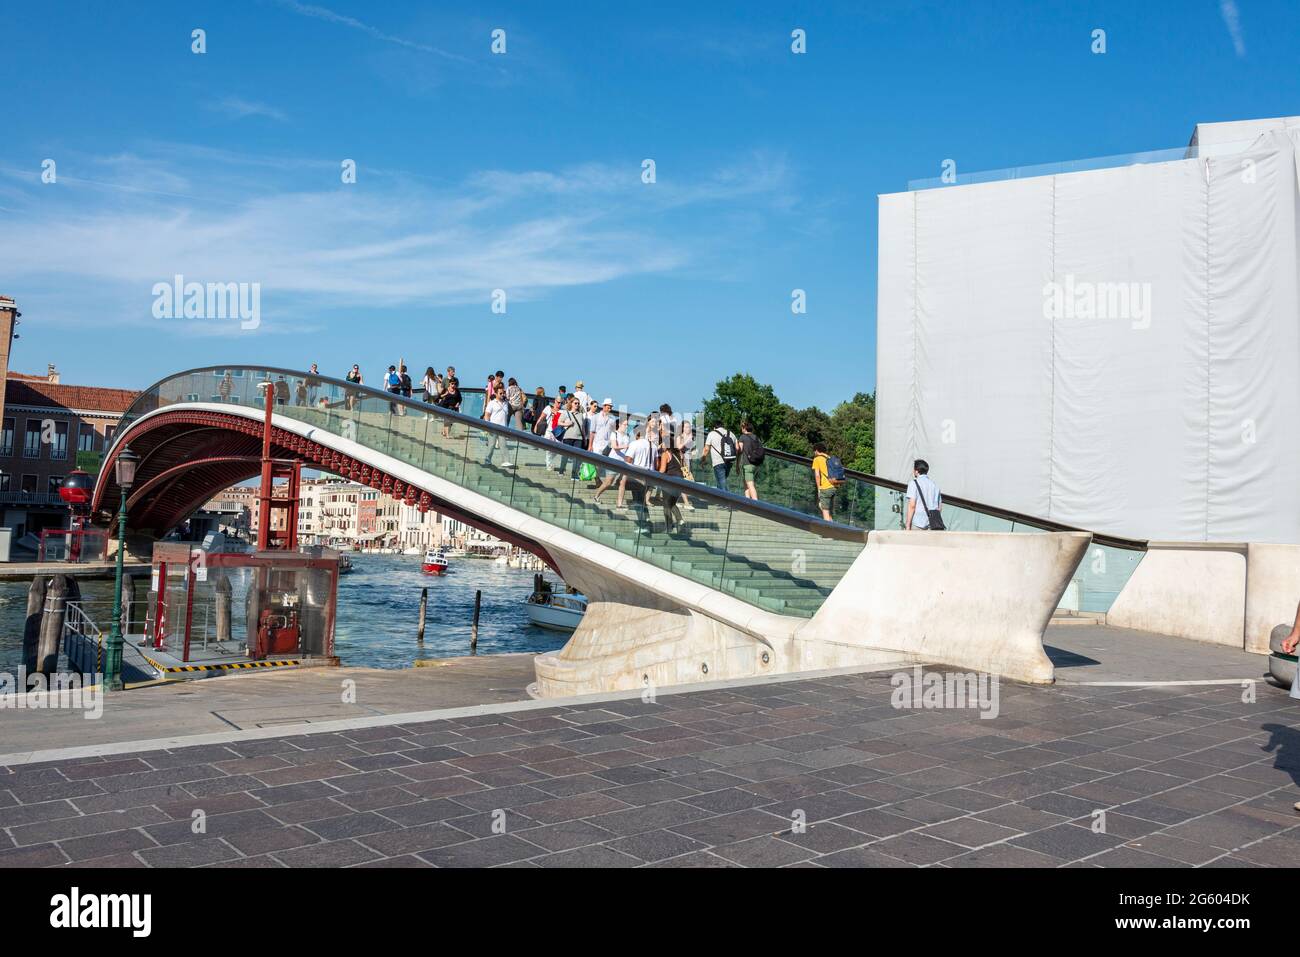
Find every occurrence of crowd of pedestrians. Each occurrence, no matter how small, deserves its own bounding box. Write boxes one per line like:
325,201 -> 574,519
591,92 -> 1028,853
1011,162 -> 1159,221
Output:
282,361 -> 932,534
377,364 -> 771,532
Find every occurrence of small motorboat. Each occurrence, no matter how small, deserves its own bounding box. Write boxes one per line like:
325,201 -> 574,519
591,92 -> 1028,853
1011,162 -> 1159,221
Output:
338,554 -> 354,575
526,588 -> 587,632
423,548 -> 450,575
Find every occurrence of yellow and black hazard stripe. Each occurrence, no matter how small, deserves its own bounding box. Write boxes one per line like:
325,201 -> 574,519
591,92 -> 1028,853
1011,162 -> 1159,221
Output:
161,659 -> 302,674
138,651 -> 301,676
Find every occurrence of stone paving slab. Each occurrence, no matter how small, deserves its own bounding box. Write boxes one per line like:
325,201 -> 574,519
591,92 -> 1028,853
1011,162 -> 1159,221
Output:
1046,624 -> 1268,683
0,654 -> 541,760
2,669 -> 1298,868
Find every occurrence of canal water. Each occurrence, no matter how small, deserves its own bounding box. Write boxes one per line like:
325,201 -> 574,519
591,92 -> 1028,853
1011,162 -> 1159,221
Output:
0,554 -> 570,672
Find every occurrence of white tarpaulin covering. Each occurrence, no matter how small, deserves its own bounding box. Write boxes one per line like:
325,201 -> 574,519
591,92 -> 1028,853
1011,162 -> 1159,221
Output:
877,119 -> 1300,544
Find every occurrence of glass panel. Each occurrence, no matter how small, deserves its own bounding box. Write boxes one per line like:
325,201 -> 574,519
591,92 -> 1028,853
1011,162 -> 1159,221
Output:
107,366 -> 1147,619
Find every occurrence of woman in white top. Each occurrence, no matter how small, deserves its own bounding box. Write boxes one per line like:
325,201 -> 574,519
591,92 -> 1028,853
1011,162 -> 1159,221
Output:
677,419 -> 697,510
594,418 -> 629,506
646,417 -> 662,470
536,398 -> 560,471
421,367 -> 442,398
421,367 -> 442,419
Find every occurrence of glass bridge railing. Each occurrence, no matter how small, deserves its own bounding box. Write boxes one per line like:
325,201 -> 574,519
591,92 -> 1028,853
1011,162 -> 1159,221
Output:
113,367 -> 869,620
596,410 -> 1145,615
115,368 -> 1145,617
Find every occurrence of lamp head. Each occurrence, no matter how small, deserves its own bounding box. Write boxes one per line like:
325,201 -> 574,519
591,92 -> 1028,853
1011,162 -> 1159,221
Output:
115,446 -> 140,490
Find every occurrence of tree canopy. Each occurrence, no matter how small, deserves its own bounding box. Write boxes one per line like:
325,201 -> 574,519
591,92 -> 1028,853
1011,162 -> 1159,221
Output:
701,374 -> 876,475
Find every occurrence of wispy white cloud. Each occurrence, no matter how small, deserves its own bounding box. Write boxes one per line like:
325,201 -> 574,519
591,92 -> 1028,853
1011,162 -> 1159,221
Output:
0,147 -> 795,334
273,0 -> 472,63
1219,0 -> 1246,58
206,96 -> 288,123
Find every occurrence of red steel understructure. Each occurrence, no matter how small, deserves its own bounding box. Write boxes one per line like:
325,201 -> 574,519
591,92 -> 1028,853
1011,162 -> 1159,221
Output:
89,407 -> 559,572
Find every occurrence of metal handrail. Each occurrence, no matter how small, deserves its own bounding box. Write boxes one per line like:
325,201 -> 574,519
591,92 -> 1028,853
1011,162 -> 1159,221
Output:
111,364 -> 1148,551
483,389 -> 1148,553
108,365 -> 868,545
759,448 -> 1147,552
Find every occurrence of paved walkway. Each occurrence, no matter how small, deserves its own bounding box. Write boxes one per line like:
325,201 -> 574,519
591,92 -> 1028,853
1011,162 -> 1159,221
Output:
1045,623 -> 1268,684
2,624 -> 1270,762
0,654 -> 539,760
2,665 -> 1296,868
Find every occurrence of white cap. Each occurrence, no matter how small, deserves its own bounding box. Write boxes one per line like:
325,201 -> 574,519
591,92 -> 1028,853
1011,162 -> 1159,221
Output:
602,397 -> 613,406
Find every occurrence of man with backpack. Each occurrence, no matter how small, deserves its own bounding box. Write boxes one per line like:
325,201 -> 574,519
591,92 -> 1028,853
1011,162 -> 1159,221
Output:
397,364 -> 412,416
738,420 -> 764,500
811,442 -> 846,521
384,364 -> 402,414
705,421 -> 738,491
506,377 -> 526,429
905,458 -> 945,530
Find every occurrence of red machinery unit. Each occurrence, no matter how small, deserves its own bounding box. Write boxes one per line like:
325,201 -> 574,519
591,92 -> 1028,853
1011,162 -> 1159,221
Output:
56,469 -> 98,561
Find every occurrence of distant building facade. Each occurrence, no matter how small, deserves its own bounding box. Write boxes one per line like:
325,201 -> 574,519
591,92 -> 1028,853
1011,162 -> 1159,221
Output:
0,362 -> 137,540
203,476 -> 505,553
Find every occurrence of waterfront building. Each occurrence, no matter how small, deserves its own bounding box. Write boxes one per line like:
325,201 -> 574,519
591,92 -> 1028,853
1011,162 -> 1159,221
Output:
0,361 -> 137,540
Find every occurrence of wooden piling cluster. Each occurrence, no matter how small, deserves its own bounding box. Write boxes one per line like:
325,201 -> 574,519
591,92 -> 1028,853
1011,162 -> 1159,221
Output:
21,574 -> 79,676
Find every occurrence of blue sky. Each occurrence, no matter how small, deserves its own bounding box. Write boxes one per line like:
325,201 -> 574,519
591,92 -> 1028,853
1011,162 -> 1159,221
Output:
1,0 -> 1295,414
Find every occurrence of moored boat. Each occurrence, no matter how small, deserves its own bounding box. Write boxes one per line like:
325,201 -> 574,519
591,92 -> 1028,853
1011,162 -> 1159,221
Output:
423,548 -> 450,575
526,589 -> 587,632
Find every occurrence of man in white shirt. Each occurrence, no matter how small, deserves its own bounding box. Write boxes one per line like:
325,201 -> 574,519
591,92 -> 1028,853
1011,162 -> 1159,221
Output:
624,429 -> 654,524
589,399 -> 615,454
483,387 -> 513,466
705,422 -> 738,490
587,398 -> 616,484
626,429 -> 653,470
905,459 -> 943,530
573,380 -> 591,414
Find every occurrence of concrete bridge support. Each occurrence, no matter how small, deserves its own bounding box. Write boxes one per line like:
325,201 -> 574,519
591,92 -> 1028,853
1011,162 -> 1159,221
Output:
534,530 -> 1090,696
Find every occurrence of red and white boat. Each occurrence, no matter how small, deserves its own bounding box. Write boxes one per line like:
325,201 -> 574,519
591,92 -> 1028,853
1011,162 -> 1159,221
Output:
422,548 -> 450,575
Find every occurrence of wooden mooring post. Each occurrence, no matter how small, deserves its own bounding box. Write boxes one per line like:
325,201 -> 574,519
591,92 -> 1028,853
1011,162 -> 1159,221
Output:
21,576 -> 47,675
417,587 -> 427,643
35,575 -> 78,676
214,570 -> 233,644
470,589 -> 482,654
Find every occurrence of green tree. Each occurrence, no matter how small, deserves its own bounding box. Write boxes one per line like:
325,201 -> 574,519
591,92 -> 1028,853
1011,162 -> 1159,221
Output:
828,392 -> 876,475
701,374 -> 877,476
700,373 -> 784,440
771,404 -> 832,458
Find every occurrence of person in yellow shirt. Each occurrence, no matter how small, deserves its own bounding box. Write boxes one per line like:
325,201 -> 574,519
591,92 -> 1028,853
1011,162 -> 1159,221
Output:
811,442 -> 837,521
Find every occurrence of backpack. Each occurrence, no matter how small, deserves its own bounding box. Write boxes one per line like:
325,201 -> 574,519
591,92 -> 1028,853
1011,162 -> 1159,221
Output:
715,430 -> 737,461
826,455 -> 846,485
744,434 -> 765,465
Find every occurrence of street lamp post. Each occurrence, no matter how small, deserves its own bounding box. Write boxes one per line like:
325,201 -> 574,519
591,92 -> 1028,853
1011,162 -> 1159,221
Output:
105,446 -> 139,691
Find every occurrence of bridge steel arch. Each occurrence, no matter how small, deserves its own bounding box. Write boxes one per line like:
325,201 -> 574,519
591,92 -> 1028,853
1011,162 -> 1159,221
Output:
91,407 -> 559,569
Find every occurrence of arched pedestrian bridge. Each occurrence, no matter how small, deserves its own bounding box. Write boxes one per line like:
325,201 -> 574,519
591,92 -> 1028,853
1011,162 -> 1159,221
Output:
93,366 -> 1137,696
